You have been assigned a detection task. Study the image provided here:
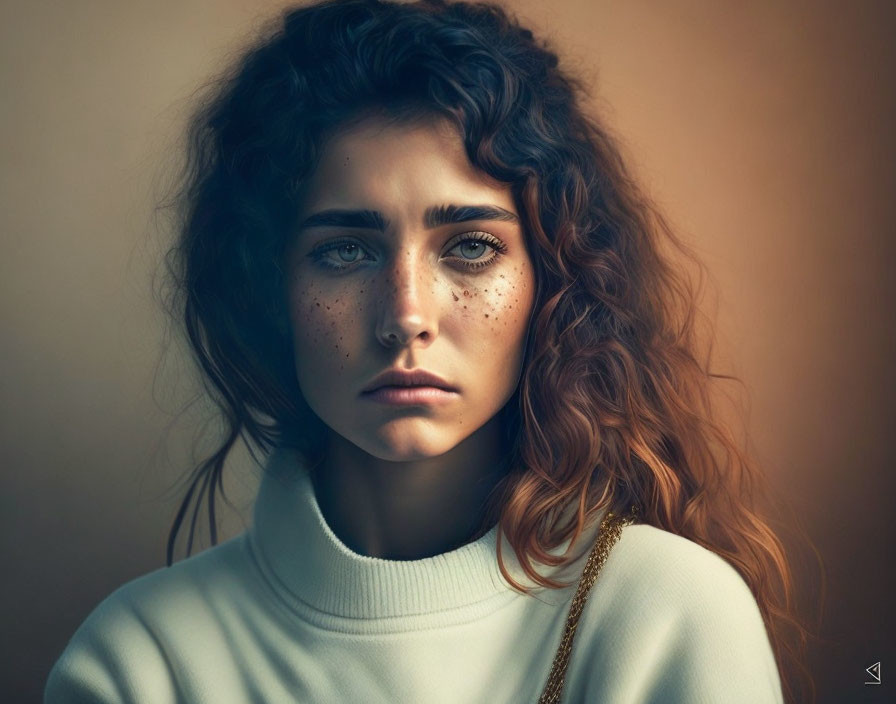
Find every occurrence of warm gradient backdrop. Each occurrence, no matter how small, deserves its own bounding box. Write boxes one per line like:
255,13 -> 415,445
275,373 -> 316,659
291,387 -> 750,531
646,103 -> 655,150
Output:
2,1 -> 893,701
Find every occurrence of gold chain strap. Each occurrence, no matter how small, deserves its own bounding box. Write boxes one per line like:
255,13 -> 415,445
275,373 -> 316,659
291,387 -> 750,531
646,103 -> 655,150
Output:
537,506 -> 638,704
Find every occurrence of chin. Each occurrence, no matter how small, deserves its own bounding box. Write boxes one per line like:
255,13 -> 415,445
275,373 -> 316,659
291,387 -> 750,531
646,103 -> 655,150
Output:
361,423 -> 461,462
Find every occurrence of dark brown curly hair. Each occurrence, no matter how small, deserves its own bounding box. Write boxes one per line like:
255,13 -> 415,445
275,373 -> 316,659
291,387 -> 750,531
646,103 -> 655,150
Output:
164,1 -> 815,700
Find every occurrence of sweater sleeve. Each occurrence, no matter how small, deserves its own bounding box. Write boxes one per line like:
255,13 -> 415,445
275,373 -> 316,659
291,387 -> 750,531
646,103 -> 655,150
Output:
638,558 -> 784,704
566,526 -> 784,704
44,591 -> 179,704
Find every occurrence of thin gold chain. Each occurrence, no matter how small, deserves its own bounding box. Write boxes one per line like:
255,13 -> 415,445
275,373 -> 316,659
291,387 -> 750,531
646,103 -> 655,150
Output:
537,506 -> 638,704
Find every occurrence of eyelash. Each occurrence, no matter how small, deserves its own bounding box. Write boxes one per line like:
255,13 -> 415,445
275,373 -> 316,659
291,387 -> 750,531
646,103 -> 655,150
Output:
307,232 -> 508,272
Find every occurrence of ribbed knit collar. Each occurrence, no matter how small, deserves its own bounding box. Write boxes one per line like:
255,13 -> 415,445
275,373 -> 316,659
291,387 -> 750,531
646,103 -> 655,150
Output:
249,449 -> 605,632
248,448 -> 605,625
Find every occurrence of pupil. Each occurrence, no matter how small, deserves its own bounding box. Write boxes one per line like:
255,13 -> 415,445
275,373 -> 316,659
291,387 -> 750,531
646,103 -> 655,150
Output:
338,244 -> 358,262
461,241 -> 483,259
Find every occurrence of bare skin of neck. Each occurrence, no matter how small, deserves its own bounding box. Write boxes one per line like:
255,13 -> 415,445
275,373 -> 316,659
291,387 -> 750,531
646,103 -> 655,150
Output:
312,416 -> 508,560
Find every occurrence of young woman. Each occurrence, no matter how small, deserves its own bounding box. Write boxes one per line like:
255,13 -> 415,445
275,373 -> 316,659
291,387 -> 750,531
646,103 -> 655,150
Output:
46,1 -> 810,702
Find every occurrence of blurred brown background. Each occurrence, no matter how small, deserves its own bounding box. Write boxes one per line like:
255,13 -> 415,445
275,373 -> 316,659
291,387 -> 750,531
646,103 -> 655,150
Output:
2,0 -> 893,701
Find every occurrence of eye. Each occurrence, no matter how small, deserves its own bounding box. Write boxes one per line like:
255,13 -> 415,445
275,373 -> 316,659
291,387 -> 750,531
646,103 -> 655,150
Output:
308,238 -> 375,270
443,232 -> 507,270
333,243 -> 362,262
454,241 -> 489,260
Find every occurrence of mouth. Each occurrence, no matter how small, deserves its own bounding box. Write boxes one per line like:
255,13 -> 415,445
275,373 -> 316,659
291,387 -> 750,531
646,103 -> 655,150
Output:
361,368 -> 457,394
360,368 -> 459,405
361,385 -> 459,405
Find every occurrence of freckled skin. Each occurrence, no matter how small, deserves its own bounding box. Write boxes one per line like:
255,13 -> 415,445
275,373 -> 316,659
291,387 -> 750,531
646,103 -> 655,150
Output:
285,118 -> 536,461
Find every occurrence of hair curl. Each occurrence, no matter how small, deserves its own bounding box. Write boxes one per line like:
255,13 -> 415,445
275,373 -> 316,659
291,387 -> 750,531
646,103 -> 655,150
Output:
164,1 -> 815,700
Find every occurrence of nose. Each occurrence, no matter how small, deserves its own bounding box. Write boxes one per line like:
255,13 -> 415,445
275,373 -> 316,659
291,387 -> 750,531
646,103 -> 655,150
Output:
374,249 -> 438,348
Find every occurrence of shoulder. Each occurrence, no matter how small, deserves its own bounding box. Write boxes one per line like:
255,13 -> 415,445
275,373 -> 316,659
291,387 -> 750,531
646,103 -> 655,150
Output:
70,533 -> 251,630
606,523 -> 777,649
44,536 -> 253,704
566,523 -> 784,704
608,523 -> 758,612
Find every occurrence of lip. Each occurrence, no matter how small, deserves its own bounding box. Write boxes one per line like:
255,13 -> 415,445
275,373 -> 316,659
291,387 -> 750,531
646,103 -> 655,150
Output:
360,368 -> 459,406
361,368 -> 457,394
362,386 -> 458,406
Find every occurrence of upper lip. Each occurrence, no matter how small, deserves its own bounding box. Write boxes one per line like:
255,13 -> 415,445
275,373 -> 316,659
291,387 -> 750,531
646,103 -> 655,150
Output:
362,368 -> 457,393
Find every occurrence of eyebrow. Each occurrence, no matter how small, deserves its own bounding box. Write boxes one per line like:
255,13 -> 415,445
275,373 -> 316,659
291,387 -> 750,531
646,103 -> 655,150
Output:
298,204 -> 518,232
298,209 -> 387,231
423,204 -> 519,228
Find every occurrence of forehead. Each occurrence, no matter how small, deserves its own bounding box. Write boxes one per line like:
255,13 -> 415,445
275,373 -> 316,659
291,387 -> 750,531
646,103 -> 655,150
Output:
301,117 -> 517,215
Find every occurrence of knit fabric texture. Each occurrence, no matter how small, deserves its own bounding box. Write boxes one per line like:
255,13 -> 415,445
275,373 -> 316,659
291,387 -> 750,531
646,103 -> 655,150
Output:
45,449 -> 784,703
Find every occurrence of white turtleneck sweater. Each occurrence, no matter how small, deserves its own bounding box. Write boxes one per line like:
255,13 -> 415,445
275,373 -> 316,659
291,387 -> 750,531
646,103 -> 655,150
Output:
45,450 -> 784,703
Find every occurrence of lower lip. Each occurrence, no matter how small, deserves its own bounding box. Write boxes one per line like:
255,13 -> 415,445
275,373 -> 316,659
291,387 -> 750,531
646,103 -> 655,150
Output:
361,386 -> 458,405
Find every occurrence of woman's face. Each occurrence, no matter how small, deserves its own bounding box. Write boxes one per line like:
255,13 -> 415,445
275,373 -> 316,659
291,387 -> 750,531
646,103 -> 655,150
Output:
286,117 -> 536,461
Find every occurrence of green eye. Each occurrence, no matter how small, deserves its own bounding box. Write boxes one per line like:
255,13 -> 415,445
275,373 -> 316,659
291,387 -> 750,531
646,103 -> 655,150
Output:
457,241 -> 488,259
443,232 -> 507,270
308,238 -> 374,270
336,243 -> 362,262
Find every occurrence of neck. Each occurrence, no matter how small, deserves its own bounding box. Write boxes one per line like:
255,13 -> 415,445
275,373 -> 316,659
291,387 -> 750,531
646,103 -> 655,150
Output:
311,415 -> 510,560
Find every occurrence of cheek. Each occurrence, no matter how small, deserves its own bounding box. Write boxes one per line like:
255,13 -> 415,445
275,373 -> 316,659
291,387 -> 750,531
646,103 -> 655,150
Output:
493,264 -> 535,334
288,279 -> 360,374
450,264 -> 535,353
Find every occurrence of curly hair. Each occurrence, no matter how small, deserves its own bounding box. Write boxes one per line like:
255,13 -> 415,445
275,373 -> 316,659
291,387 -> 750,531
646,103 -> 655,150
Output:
164,0 -> 814,700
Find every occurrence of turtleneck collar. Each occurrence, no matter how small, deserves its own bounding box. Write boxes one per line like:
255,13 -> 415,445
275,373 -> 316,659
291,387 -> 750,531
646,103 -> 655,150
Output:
247,448 -> 606,626
248,448 -> 516,623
